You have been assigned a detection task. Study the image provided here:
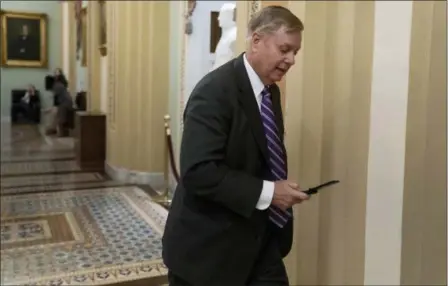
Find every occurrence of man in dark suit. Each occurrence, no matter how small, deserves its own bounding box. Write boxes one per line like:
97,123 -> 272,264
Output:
163,6 -> 307,286
8,23 -> 40,61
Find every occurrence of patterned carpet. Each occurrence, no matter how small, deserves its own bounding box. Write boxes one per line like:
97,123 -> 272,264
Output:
1,187 -> 168,285
0,123 -> 169,285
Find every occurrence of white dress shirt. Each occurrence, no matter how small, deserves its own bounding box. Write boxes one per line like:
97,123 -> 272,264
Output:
22,92 -> 30,104
242,54 -> 275,210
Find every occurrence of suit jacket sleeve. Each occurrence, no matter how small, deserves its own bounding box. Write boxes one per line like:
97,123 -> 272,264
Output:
180,82 -> 263,219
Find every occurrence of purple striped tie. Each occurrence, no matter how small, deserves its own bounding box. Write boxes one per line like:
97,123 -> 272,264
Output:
260,87 -> 292,228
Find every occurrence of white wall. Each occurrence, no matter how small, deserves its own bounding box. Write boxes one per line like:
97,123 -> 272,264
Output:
184,1 -> 236,103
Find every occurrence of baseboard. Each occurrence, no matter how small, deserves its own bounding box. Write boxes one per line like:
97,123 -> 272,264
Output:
105,161 -> 165,191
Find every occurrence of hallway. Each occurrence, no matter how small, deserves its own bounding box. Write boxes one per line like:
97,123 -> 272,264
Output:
0,123 -> 169,285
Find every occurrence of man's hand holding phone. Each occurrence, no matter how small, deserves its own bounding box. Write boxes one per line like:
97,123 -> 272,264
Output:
271,180 -> 309,211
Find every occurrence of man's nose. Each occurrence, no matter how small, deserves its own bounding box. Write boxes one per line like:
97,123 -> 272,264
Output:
285,53 -> 295,65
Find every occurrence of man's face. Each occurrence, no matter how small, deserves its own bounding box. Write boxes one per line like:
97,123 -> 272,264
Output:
28,85 -> 35,94
250,27 -> 302,84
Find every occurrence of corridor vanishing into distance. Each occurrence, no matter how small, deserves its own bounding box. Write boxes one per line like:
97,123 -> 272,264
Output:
0,122 -> 169,286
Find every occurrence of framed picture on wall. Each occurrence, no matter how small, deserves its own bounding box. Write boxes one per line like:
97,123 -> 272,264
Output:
0,10 -> 48,68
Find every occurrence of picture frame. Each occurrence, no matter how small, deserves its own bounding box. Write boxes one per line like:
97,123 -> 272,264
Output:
0,10 -> 48,68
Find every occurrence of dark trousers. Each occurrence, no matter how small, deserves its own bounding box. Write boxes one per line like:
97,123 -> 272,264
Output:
168,225 -> 289,286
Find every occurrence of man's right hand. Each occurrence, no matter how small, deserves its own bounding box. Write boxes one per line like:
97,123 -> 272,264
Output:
271,180 -> 309,210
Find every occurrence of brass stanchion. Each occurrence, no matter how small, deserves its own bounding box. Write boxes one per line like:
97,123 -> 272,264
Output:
152,115 -> 172,207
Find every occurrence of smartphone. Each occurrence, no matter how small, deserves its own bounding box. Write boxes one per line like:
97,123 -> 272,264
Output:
303,180 -> 340,196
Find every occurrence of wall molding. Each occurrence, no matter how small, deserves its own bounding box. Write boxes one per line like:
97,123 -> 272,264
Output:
105,161 -> 165,191
105,161 -> 178,196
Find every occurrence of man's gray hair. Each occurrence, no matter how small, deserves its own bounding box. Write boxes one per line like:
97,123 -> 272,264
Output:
247,6 -> 304,37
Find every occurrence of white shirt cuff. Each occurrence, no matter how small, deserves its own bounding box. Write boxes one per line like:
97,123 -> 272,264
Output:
255,180 -> 274,210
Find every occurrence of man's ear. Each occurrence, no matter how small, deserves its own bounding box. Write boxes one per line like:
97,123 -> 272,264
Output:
249,32 -> 263,53
252,32 -> 262,45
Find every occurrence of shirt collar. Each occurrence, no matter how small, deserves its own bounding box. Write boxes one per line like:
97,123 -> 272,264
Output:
243,53 -> 265,97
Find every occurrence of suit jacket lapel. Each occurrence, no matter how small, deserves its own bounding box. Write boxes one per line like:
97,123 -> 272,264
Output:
233,54 -> 270,163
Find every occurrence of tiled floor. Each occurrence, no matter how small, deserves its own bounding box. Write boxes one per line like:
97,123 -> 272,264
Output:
0,123 -> 169,286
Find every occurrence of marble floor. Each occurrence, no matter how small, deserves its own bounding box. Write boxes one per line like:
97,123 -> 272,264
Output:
1,123 -> 169,286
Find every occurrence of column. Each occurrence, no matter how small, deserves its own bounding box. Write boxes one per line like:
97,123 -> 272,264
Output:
168,0 -> 185,186
400,1 -> 446,285
364,1 -> 413,283
86,0 -> 101,111
60,3 -> 66,70
285,2 -> 375,283
105,1 -> 170,188
66,1 -> 77,96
